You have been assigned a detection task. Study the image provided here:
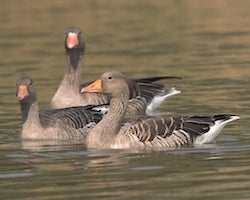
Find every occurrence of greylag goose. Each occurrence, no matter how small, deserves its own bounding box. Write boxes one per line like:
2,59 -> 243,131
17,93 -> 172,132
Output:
81,71 -> 239,149
50,27 -> 181,114
16,77 -> 103,141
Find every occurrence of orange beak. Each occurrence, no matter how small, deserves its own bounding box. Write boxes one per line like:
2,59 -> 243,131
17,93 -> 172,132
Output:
67,32 -> 79,49
80,79 -> 102,93
17,85 -> 28,100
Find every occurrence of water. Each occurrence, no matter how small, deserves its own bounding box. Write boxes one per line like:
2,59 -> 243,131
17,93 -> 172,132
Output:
0,0 -> 250,199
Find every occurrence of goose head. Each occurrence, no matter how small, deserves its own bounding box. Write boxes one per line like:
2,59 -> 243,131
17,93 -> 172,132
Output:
65,27 -> 85,54
81,71 -> 130,98
16,77 -> 37,103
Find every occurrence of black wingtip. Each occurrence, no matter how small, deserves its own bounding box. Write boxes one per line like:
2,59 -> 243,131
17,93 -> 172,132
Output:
214,114 -> 240,122
135,76 -> 182,83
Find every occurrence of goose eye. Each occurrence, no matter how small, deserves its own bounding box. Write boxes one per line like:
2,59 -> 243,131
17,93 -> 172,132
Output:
107,76 -> 113,80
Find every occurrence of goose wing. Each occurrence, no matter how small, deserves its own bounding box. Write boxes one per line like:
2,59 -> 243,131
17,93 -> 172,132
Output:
122,115 -> 218,147
128,76 -> 181,101
80,76 -> 181,104
124,97 -> 147,119
39,105 -> 103,129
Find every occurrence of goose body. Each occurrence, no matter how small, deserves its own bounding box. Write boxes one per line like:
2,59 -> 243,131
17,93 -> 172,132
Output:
81,71 -> 239,150
51,27 -> 181,114
17,77 -> 103,141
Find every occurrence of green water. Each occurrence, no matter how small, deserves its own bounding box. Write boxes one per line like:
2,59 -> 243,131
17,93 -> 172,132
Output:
0,0 -> 249,199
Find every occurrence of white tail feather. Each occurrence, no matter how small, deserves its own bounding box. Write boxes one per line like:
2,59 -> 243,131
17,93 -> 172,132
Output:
195,115 -> 240,145
146,87 -> 181,114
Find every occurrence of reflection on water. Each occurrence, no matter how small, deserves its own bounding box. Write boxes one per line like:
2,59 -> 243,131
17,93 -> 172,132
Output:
1,146 -> 250,199
0,0 -> 250,199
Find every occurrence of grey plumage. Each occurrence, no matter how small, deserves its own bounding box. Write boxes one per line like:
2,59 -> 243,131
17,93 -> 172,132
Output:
39,105 -> 102,129
81,71 -> 239,150
51,27 -> 181,114
17,77 -> 103,141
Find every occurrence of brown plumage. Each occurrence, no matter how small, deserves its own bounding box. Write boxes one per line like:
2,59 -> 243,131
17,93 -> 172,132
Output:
81,71 -> 239,150
51,27 -> 181,115
16,77 -> 103,142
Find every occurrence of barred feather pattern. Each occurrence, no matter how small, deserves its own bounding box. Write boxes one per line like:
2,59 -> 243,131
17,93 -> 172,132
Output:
124,96 -> 147,119
40,106 -> 103,129
84,72 -> 239,149
51,27 -> 180,115
79,77 -> 179,118
17,77 -> 104,141
112,114 -> 239,149
116,116 -> 193,149
80,76 -> 177,106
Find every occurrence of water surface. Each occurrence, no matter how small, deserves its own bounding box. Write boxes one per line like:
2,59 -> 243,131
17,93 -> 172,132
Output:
0,0 -> 249,199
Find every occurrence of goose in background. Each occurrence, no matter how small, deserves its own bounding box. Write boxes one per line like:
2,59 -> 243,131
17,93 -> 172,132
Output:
51,27 -> 181,115
81,71 -> 239,150
17,77 -> 103,141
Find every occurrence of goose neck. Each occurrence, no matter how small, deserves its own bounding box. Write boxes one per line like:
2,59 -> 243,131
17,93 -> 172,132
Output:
20,101 -> 40,126
67,50 -> 83,72
87,92 -> 129,148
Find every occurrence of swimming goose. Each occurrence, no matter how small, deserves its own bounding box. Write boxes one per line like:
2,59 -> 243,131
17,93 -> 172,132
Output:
50,27 -> 181,114
81,71 -> 239,149
17,77 -> 103,141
